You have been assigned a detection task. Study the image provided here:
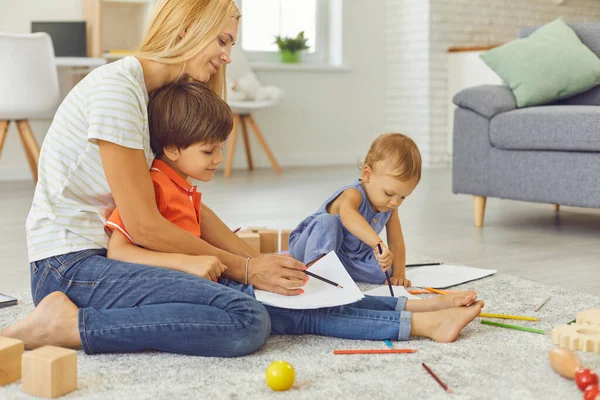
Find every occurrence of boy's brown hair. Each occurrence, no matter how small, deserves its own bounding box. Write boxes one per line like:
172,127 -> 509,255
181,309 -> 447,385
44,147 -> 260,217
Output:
148,76 -> 233,156
363,133 -> 422,181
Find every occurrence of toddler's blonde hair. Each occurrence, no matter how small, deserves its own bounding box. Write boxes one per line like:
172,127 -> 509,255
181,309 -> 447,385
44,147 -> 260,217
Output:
362,133 -> 422,182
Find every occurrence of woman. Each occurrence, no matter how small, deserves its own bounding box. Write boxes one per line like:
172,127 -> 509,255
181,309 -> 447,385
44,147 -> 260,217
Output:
1,0 -> 306,357
2,0 -> 482,355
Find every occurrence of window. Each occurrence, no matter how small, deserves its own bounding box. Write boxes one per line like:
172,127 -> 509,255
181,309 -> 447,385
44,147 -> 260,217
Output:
239,0 -> 341,65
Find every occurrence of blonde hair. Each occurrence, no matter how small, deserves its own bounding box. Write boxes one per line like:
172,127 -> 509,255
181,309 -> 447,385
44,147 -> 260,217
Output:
362,133 -> 422,182
137,0 -> 241,98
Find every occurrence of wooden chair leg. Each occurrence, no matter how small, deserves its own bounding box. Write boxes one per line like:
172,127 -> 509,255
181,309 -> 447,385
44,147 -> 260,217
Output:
247,114 -> 281,174
0,120 -> 9,157
240,115 -> 253,171
224,115 -> 240,178
16,120 -> 40,183
474,195 -> 486,228
553,204 -> 560,212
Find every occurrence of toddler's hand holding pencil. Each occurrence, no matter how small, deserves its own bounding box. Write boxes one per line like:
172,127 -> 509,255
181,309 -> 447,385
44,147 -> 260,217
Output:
373,242 -> 393,272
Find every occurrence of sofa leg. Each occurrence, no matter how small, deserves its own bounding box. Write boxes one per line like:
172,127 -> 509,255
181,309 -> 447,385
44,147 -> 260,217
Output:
553,204 -> 560,212
473,196 -> 486,227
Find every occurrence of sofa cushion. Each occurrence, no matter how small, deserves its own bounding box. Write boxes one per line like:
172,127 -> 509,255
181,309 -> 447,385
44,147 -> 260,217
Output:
481,18 -> 600,108
490,106 -> 600,152
453,85 -> 517,119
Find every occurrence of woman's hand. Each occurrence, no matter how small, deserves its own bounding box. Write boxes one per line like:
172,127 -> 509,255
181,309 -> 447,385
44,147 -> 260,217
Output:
183,255 -> 227,282
373,243 -> 393,272
248,254 -> 307,296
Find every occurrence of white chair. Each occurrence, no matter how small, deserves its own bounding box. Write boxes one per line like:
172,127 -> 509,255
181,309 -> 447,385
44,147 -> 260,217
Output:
225,45 -> 282,177
0,32 -> 61,182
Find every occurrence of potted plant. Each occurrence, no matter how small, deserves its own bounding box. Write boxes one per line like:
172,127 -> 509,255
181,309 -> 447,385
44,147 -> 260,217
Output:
274,31 -> 309,64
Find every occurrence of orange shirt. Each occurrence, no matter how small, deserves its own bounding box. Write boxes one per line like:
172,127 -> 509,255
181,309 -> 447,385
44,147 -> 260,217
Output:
106,159 -> 202,244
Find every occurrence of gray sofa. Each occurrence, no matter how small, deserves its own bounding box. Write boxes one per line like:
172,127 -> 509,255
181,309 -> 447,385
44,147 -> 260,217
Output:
452,23 -> 600,227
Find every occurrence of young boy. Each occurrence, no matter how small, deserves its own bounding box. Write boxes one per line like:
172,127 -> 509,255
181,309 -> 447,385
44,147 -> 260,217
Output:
105,78 -> 236,281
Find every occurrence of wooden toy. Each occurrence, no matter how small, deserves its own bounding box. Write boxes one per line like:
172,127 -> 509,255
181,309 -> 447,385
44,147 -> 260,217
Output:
236,231 -> 261,253
280,229 -> 291,251
22,345 -> 77,398
549,347 -> 600,398
577,309 -> 600,326
257,229 -> 278,253
552,323 -> 600,353
265,360 -> 295,391
0,336 -> 24,386
549,347 -> 583,379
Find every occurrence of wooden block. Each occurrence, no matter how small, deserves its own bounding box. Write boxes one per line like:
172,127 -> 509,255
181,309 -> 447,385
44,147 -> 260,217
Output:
280,229 -> 292,252
246,226 -> 267,233
258,229 -> 278,254
0,336 -> 24,386
22,345 -> 77,398
576,309 -> 600,326
236,231 -> 261,254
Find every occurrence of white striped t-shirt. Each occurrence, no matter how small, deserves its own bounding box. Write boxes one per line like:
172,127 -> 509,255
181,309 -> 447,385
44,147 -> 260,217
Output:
26,57 -> 154,262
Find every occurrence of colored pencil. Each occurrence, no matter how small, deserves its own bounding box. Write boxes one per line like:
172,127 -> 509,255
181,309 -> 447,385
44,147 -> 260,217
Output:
303,270 -> 343,289
333,349 -> 417,355
232,227 -> 241,233
426,287 -> 449,295
479,313 -> 538,321
533,296 -> 551,312
406,262 -> 441,267
409,289 -> 430,295
481,319 -> 546,334
567,319 -> 576,325
384,340 -> 393,348
377,243 -> 395,297
422,362 -> 451,393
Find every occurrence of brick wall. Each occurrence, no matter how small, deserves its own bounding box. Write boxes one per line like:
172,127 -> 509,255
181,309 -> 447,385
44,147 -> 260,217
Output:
386,0 -> 600,167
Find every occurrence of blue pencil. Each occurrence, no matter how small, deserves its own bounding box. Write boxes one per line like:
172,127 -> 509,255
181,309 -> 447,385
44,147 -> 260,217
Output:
384,339 -> 393,348
377,243 -> 395,297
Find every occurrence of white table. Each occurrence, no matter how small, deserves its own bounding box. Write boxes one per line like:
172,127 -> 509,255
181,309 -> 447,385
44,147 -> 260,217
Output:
55,57 -> 107,68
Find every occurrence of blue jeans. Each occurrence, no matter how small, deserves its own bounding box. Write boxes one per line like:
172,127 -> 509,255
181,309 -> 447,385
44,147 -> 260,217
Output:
30,250 -> 412,357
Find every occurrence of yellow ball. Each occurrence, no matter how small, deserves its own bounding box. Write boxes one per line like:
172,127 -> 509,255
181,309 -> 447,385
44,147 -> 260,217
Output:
265,361 -> 295,391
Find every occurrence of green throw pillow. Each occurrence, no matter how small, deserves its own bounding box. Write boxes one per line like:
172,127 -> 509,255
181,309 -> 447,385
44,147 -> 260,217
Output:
480,18 -> 600,107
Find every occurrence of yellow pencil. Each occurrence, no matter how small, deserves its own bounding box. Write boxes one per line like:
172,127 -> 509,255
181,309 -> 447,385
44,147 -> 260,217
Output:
479,313 -> 538,321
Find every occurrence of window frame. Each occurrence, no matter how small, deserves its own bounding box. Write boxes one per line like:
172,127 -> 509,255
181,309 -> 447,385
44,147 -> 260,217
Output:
239,0 -> 332,65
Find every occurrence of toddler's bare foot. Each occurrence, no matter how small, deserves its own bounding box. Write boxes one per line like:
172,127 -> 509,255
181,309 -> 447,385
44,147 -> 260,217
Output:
411,300 -> 484,343
406,290 -> 478,312
0,292 -> 81,350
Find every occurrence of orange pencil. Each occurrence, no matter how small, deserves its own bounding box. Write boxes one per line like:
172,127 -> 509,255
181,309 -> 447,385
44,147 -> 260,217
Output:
426,287 -> 449,295
409,289 -> 430,295
333,349 -> 417,355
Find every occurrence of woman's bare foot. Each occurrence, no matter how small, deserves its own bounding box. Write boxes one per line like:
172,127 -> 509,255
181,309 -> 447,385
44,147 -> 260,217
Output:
0,292 -> 81,350
405,290 -> 478,312
411,300 -> 484,343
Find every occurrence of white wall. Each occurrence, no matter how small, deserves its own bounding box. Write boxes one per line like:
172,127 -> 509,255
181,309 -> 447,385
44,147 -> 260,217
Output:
386,0 -> 600,168
0,0 -> 387,180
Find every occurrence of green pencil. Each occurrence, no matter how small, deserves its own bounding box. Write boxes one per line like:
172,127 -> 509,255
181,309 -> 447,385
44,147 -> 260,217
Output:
481,319 -> 545,334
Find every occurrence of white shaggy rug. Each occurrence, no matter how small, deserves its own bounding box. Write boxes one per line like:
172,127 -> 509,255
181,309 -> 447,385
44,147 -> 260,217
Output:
1,271 -> 599,400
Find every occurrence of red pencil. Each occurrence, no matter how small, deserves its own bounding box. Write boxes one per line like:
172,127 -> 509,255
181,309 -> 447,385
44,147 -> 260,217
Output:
333,349 -> 417,355
422,362 -> 451,393
232,227 -> 241,233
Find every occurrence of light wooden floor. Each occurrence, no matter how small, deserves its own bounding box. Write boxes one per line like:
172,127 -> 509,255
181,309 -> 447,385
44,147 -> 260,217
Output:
2,166 -> 600,296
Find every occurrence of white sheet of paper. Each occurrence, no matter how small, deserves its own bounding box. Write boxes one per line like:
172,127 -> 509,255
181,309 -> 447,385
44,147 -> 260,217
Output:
363,285 -> 421,300
406,264 -> 496,289
255,251 -> 365,309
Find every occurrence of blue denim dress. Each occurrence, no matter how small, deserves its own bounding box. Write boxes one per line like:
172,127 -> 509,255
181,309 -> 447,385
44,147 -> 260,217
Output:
289,179 -> 393,284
